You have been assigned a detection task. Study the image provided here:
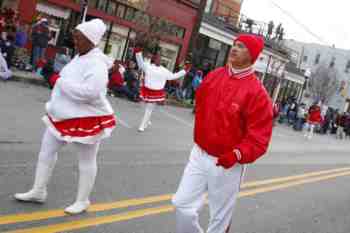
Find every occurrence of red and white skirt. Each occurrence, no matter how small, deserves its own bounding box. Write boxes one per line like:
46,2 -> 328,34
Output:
42,114 -> 116,144
140,86 -> 166,103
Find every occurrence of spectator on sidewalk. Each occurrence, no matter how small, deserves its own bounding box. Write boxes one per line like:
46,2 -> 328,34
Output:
123,60 -> 140,101
108,60 -> 137,101
54,47 -> 71,73
181,62 -> 195,100
287,98 -> 297,125
0,33 -> 15,68
335,113 -> 346,139
31,18 -> 50,69
191,70 -> 203,103
294,103 -> 306,131
0,51 -> 12,80
13,24 -> 29,70
344,112 -> 350,139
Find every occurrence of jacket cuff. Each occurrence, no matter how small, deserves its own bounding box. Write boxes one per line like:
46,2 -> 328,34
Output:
233,149 -> 242,161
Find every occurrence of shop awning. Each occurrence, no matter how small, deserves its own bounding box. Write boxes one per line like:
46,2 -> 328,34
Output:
36,3 -> 71,19
199,22 -> 234,45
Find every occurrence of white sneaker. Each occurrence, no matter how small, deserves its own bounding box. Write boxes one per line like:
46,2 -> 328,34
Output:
64,200 -> 90,215
147,121 -> 152,127
14,189 -> 47,203
138,127 -> 145,132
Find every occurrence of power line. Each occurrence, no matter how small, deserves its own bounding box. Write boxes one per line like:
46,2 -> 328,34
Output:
269,1 -> 330,46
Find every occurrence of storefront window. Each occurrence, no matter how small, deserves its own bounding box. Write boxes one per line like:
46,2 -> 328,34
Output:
116,4 -> 126,18
216,43 -> 230,67
107,1 -> 117,15
88,0 -> 98,8
1,0 -> 19,9
263,74 -> 278,97
124,7 -> 135,21
175,27 -> 185,38
159,42 -> 179,71
97,0 -> 108,12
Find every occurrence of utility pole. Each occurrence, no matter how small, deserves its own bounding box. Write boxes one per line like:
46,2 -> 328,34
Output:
80,0 -> 88,23
187,0 -> 207,67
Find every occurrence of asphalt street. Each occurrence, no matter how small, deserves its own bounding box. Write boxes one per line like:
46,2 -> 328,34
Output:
1,81 -> 350,233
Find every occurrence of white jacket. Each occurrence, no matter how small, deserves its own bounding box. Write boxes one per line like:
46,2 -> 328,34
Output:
136,52 -> 186,90
46,48 -> 114,120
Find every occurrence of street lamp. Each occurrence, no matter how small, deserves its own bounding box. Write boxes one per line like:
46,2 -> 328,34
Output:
299,68 -> 311,103
80,0 -> 88,23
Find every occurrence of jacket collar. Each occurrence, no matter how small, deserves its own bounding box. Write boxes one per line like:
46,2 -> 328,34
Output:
227,65 -> 254,79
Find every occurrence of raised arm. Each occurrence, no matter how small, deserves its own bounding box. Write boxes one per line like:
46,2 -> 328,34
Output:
135,51 -> 148,72
166,69 -> 186,81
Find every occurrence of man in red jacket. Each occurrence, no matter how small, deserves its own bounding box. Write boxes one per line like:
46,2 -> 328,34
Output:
172,34 -> 273,233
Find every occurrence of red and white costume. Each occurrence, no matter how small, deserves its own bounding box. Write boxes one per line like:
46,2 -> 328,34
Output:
135,51 -> 186,131
172,34 -> 274,233
43,47 -> 116,144
15,19 -> 116,215
304,105 -> 322,139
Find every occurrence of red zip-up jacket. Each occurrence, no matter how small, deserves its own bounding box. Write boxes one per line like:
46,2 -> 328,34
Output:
194,66 -> 273,164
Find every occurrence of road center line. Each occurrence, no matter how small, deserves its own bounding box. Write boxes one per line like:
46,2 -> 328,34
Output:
6,169 -> 350,233
0,167 -> 348,226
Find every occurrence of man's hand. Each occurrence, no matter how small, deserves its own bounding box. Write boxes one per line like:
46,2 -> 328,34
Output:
216,151 -> 239,169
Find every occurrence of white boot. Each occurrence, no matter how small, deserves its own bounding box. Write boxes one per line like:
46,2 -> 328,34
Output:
138,121 -> 152,132
14,189 -> 47,203
64,200 -> 91,215
146,120 -> 152,128
64,170 -> 95,215
14,163 -> 53,203
138,103 -> 154,132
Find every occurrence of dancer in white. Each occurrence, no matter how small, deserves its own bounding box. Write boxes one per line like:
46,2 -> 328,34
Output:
135,48 -> 186,132
14,19 -> 116,215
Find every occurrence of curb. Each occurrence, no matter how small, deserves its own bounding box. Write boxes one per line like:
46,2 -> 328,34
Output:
10,75 -> 48,88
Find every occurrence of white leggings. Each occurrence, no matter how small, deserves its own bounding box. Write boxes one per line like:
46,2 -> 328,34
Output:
139,102 -> 156,129
304,123 -> 315,139
33,129 -> 99,201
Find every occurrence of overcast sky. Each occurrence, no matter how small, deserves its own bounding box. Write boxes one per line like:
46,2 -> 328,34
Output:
241,0 -> 350,50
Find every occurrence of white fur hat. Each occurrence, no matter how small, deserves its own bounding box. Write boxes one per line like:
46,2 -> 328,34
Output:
75,19 -> 106,46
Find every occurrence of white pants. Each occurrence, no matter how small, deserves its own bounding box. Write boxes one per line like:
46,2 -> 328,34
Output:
139,102 -> 156,130
172,145 -> 245,233
304,123 -> 315,139
32,128 -> 100,202
336,126 -> 345,139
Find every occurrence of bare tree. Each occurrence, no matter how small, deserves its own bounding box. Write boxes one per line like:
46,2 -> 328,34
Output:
307,64 -> 339,104
133,3 -> 169,56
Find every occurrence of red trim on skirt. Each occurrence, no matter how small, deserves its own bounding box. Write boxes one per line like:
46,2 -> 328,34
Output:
48,115 -> 116,138
140,86 -> 166,103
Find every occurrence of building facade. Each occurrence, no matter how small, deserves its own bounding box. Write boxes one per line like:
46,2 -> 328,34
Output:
205,0 -> 241,26
8,0 -> 199,71
284,39 -> 350,111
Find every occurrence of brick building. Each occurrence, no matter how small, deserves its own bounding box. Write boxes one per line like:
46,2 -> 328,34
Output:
3,0 -> 200,70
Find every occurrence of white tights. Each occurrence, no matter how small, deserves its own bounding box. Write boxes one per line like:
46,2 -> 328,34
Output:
33,129 -> 100,202
304,123 -> 315,139
139,103 -> 156,130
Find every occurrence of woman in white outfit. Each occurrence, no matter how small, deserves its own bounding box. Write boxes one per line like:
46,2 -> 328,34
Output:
135,49 -> 186,132
14,19 -> 116,215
